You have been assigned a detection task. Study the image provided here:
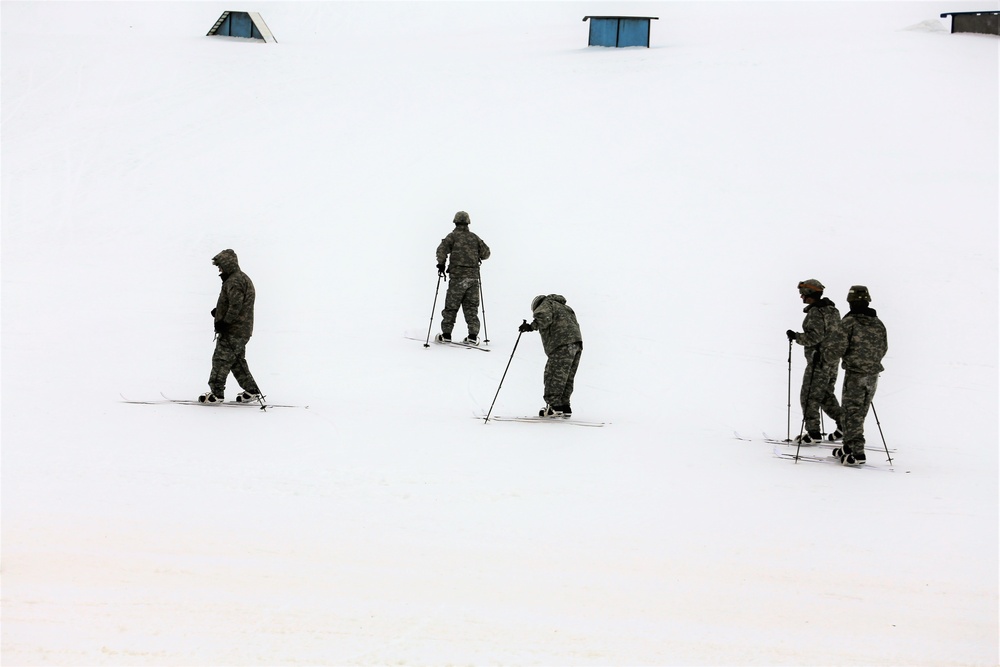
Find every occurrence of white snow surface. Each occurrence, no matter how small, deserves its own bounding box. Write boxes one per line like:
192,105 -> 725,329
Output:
2,2 -> 998,665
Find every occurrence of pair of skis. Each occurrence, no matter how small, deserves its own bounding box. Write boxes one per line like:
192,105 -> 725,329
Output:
479,415 -> 607,428
737,432 -> 896,471
405,335 -> 491,352
406,335 -> 606,426
121,393 -> 305,411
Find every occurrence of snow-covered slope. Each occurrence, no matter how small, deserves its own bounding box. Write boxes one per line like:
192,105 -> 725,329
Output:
2,2 -> 997,665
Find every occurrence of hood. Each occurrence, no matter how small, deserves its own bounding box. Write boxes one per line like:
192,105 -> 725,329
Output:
532,294 -> 567,310
212,249 -> 240,275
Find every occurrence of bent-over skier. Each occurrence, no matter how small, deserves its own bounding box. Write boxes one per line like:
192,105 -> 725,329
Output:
518,294 -> 583,418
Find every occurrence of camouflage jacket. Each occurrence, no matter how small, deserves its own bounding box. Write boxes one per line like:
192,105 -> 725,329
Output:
831,307 -> 888,375
794,298 -> 842,365
436,227 -> 490,279
529,294 -> 583,356
213,250 -> 255,339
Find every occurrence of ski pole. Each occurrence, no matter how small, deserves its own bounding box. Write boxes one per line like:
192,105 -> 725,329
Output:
484,323 -> 525,422
794,351 -> 820,462
870,402 -> 893,466
479,278 -> 490,344
424,274 -> 443,347
786,339 -> 793,442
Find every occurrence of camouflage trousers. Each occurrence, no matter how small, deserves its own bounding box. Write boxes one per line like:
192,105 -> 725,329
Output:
440,277 -> 481,338
800,360 -> 843,434
841,372 -> 879,454
209,335 -> 260,398
543,342 -> 582,408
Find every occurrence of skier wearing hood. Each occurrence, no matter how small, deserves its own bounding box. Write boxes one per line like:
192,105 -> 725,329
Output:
200,249 -> 262,404
435,211 -> 491,345
828,285 -> 888,466
518,294 -> 583,417
786,279 -> 844,443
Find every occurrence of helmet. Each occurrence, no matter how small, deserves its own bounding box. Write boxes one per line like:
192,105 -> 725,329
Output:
798,279 -> 825,297
453,211 -> 470,225
847,285 -> 871,302
530,295 -> 546,311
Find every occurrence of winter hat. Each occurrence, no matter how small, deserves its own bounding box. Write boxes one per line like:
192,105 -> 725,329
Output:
798,279 -> 825,297
453,211 -> 471,225
531,295 -> 547,311
846,285 -> 871,302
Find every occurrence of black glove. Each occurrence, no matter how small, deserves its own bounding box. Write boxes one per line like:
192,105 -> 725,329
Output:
786,330 -> 796,341
211,308 -> 217,317
436,263 -> 446,276
214,320 -> 230,334
518,320 -> 533,333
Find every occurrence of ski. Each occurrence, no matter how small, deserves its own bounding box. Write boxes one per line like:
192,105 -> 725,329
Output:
735,431 -> 894,453
405,335 -> 491,352
120,394 -> 305,410
734,431 -> 825,448
772,445 -> 895,472
479,415 -> 607,428
761,432 -> 895,453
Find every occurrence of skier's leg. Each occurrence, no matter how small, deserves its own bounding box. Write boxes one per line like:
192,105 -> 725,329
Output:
460,278 -> 481,339
841,372 -> 877,454
800,363 -> 821,433
557,344 -> 582,407
818,363 -> 843,427
208,336 -> 238,398
440,280 -> 462,336
542,344 -> 574,407
229,337 -> 260,394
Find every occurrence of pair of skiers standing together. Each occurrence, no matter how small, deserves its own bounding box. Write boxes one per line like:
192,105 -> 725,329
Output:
434,211 -> 584,418
199,212 -> 584,419
787,279 -> 889,466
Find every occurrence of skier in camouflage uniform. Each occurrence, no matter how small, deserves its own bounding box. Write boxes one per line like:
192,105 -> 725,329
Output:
200,249 -> 262,404
435,211 -> 491,345
786,279 -> 844,443
518,294 -> 583,417
828,285 -> 888,466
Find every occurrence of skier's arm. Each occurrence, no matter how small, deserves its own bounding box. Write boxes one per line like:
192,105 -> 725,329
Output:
435,235 -> 452,267
221,279 -> 246,324
795,312 -> 825,348
532,304 -> 553,333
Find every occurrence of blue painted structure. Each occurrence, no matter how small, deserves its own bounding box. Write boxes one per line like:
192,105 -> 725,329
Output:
583,16 -> 658,48
207,11 -> 277,43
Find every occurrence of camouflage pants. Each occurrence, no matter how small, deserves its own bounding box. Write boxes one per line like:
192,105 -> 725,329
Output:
841,372 -> 879,454
209,335 -> 259,398
440,277 -> 481,338
800,360 -> 843,433
543,342 -> 582,408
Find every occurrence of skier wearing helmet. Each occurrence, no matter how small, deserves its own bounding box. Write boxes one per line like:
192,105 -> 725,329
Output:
828,285 -> 888,466
435,211 -> 490,346
786,279 -> 844,443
